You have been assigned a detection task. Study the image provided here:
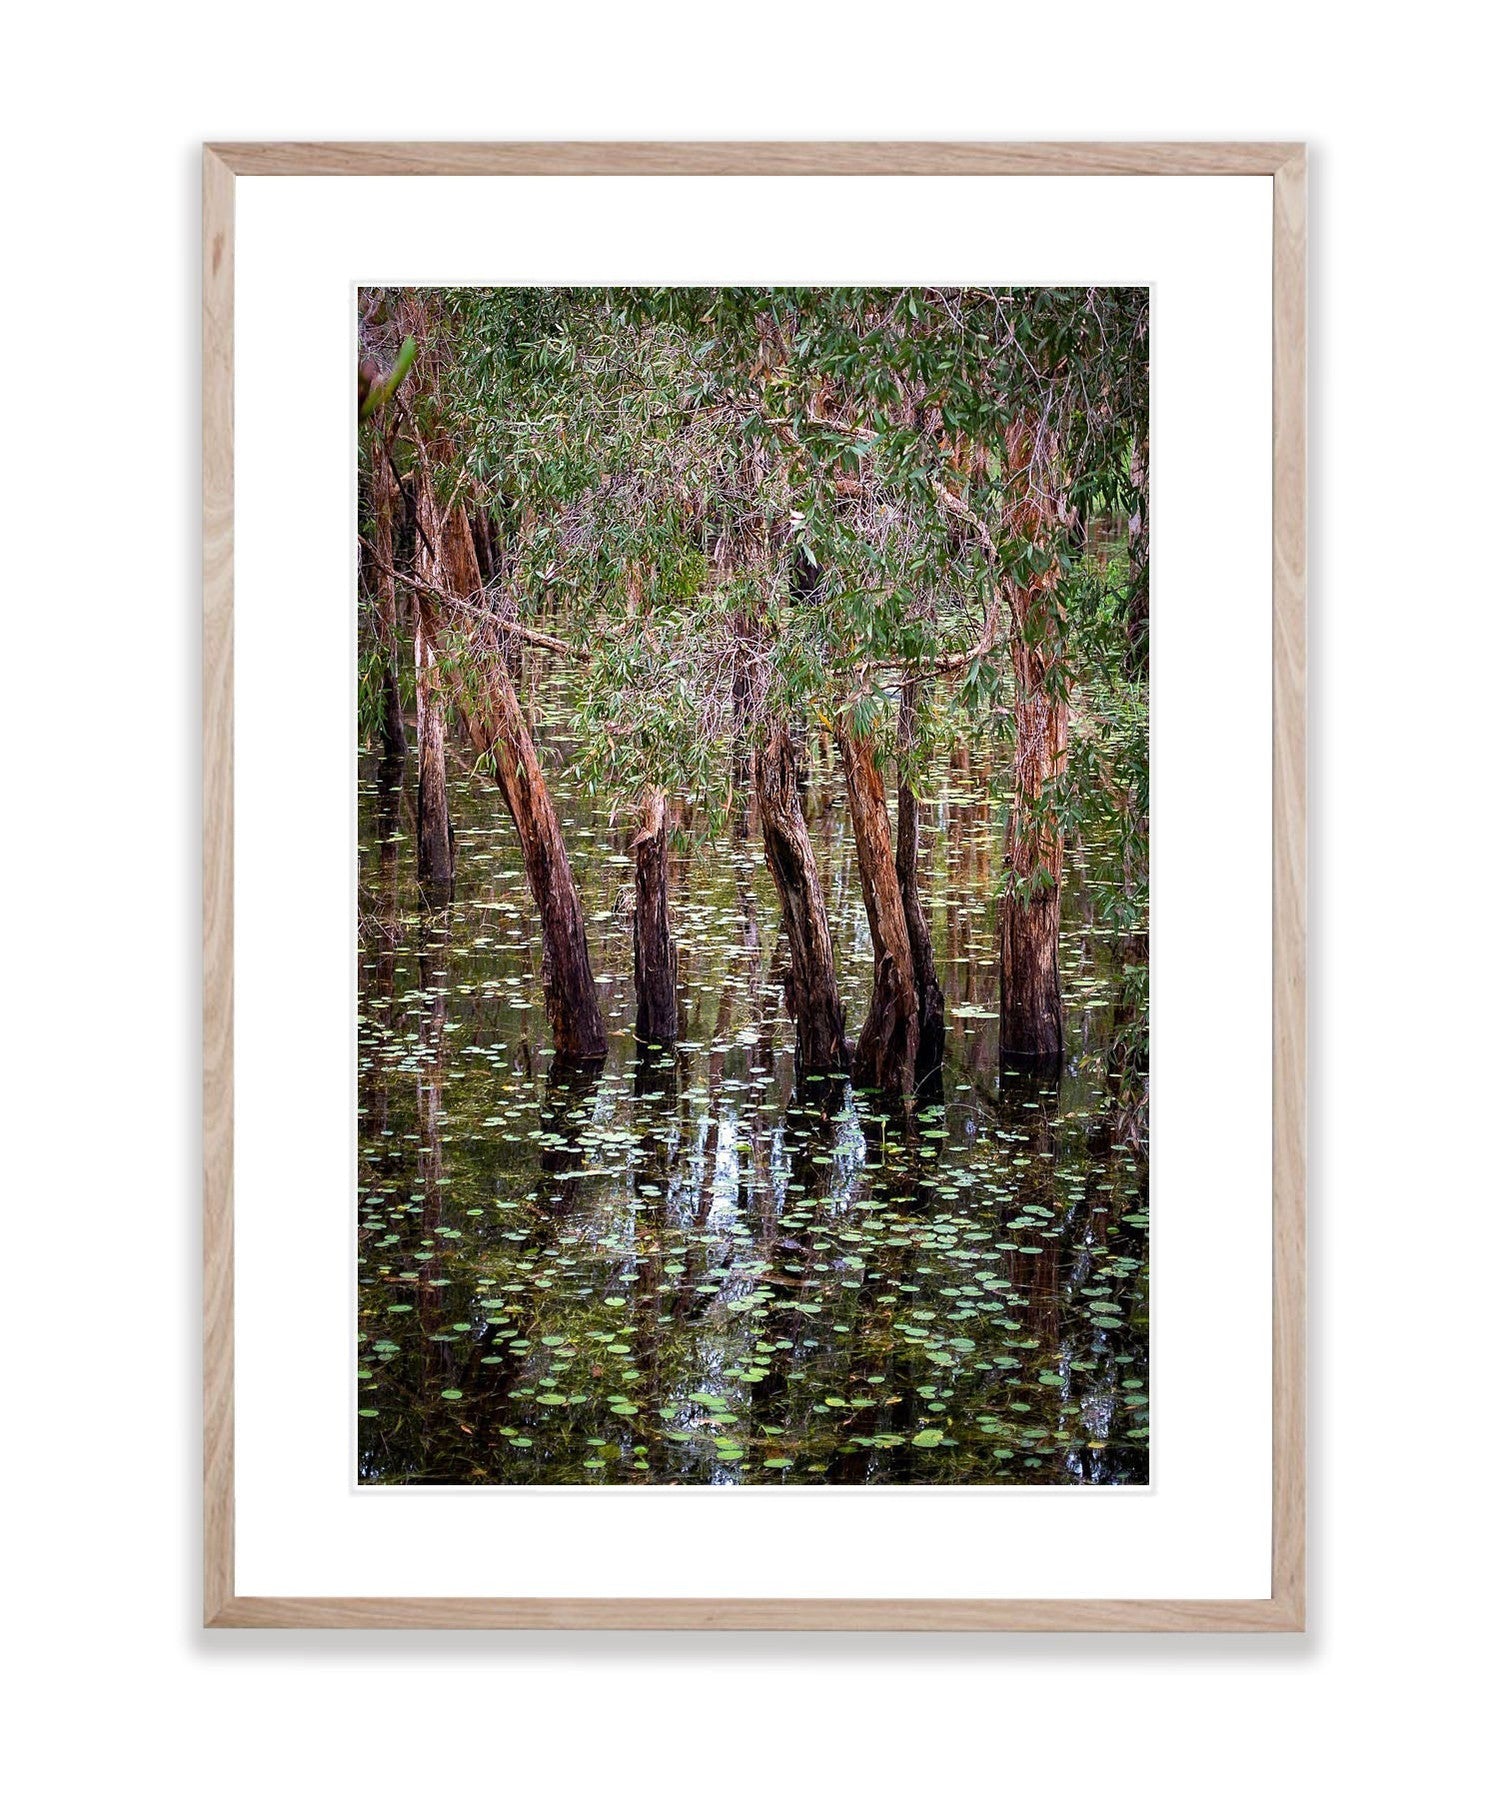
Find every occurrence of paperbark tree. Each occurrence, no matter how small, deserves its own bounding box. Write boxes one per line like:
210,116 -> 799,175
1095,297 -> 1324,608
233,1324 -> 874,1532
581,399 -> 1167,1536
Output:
757,726 -> 848,1075
996,415 -> 1069,1064
460,653 -> 608,1062
837,722 -> 918,1097
999,565 -> 1069,1062
412,469 -> 456,898
413,461 -> 607,1061
368,457 -> 407,762
631,784 -> 678,1046
412,597 -> 454,898
896,684 -> 945,1083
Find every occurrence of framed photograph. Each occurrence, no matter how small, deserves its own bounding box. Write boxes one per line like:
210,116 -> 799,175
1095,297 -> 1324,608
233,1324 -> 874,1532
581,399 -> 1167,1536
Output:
204,141 -> 1305,1629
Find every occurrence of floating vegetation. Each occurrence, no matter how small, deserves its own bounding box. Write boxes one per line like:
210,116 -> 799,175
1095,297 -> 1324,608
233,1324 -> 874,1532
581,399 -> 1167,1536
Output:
356,666 -> 1148,1486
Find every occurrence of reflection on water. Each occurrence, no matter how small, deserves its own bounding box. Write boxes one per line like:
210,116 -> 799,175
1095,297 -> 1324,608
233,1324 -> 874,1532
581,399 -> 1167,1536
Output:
358,670 -> 1148,1484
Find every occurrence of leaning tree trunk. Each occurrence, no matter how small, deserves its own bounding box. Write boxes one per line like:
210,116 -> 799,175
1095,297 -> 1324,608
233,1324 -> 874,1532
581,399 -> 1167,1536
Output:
896,684 -> 945,1084
999,579 -> 1069,1061
462,648 -> 607,1063
837,723 -> 918,1097
757,726 -> 848,1075
631,784 -> 678,1046
414,464 -> 604,1059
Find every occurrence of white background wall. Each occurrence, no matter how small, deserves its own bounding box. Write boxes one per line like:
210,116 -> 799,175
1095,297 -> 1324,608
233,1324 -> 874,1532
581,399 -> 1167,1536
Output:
4,5 -> 1493,1793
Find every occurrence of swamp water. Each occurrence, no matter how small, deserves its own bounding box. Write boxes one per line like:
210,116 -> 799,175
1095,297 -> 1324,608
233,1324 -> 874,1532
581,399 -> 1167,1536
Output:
358,668 -> 1148,1485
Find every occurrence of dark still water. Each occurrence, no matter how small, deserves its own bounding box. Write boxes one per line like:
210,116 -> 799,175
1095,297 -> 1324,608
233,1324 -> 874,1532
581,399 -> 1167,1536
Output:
357,668 -> 1149,1485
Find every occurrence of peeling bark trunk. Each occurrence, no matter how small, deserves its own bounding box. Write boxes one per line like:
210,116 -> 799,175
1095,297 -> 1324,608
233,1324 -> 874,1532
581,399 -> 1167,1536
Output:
422,471 -> 484,600
462,652 -> 606,1062
412,596 -> 454,899
838,725 -> 918,1097
896,685 -> 945,1084
413,466 -> 603,1057
468,505 -> 521,675
757,727 -> 848,1075
370,461 -> 407,762
412,471 -> 456,898
632,785 -> 678,1046
469,506 -> 497,586
1000,579 -> 1068,1061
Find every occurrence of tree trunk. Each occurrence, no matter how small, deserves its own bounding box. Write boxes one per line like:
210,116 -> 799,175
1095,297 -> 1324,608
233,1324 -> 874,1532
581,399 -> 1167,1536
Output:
1126,432 -> 1150,679
837,724 -> 918,1097
370,460 -> 407,761
896,685 -> 945,1084
632,784 -> 678,1046
412,470 -> 456,899
413,464 -> 603,1059
462,650 -> 607,1062
412,596 -> 454,899
1000,580 -> 1068,1061
757,727 -> 848,1075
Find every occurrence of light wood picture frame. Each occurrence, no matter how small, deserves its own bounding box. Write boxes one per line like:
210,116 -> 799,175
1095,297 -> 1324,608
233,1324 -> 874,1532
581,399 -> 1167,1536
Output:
203,140 -> 1306,1631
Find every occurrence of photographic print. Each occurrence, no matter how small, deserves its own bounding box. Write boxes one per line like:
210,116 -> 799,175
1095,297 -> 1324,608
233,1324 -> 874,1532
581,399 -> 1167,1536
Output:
356,285 -> 1150,1488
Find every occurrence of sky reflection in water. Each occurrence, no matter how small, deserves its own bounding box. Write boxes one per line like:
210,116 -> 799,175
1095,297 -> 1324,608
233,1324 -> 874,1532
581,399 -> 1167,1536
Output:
357,670 -> 1149,1485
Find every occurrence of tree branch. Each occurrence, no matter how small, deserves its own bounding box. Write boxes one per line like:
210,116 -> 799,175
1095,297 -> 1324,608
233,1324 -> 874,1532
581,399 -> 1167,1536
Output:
362,545 -> 577,659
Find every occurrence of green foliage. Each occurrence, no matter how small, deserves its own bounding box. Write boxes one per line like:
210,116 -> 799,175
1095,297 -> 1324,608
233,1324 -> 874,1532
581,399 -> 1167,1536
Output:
356,281 -> 1149,954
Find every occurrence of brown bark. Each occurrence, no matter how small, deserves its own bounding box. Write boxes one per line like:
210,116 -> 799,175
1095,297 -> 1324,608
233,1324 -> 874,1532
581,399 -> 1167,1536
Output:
461,648 -> 607,1063
370,459 -> 407,761
757,727 -> 848,1076
412,597 -> 454,898
467,505 -> 522,674
412,470 -> 457,898
420,468 -> 484,599
412,464 -> 604,1059
895,685 -> 945,1083
837,724 -> 918,1097
999,577 -> 1069,1061
631,785 -> 679,1046
469,506 -> 497,586
990,410 -> 1070,1063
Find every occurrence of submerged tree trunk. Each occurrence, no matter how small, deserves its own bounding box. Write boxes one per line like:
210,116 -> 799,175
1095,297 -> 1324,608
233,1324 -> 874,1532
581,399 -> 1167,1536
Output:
1126,432 -> 1150,680
371,460 -> 407,762
412,467 -> 456,899
462,647 -> 607,1063
757,727 -> 848,1075
837,724 -> 918,1097
632,784 -> 678,1046
895,686 -> 945,1084
412,595 -> 454,899
412,465 -> 604,1059
999,579 -> 1069,1061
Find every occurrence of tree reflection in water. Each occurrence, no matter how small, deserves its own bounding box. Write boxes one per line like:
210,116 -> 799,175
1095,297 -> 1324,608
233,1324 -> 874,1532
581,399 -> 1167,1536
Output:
357,664 -> 1148,1486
